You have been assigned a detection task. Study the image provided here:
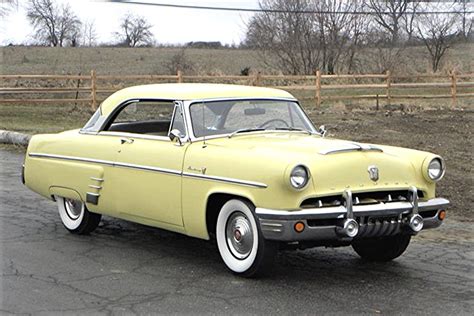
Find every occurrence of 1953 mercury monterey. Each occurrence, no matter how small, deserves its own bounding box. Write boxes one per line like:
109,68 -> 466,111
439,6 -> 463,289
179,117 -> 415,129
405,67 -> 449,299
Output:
23,83 -> 450,277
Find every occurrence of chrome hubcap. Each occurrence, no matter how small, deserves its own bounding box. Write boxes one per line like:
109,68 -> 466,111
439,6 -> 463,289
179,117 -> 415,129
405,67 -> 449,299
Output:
226,211 -> 254,260
64,198 -> 82,220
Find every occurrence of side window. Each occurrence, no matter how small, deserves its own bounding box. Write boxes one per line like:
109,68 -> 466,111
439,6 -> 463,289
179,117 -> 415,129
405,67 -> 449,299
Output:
105,101 -> 175,136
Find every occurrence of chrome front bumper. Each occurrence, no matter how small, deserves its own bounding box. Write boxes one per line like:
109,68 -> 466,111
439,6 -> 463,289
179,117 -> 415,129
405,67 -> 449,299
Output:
255,187 -> 450,242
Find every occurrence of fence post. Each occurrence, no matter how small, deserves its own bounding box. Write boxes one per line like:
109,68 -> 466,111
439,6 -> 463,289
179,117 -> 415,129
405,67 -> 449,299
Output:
253,71 -> 262,86
177,70 -> 183,83
315,70 -> 321,109
450,70 -> 457,108
386,70 -> 391,106
90,70 -> 97,111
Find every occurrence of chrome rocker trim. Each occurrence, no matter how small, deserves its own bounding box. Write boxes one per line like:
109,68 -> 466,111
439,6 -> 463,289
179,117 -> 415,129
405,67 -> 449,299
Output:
256,187 -> 449,242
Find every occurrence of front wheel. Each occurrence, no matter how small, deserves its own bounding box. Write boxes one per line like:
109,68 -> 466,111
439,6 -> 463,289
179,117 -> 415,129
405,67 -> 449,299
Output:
57,196 -> 101,235
216,199 -> 277,277
352,234 -> 412,262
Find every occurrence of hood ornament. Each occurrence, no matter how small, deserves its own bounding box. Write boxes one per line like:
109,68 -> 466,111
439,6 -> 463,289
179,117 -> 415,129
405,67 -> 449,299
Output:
368,165 -> 379,182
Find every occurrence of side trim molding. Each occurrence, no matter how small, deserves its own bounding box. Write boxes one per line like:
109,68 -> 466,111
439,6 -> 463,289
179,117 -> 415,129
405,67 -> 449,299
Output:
29,152 -> 267,189
182,172 -> 268,188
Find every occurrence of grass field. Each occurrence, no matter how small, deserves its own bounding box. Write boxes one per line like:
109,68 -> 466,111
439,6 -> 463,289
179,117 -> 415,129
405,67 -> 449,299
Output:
1,43 -> 473,76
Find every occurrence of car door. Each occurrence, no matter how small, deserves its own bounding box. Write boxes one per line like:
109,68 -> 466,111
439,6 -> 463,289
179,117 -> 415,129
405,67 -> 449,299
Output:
100,100 -> 188,228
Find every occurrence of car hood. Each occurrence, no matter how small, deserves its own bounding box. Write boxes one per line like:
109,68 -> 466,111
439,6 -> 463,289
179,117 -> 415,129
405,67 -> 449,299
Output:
204,132 -> 429,196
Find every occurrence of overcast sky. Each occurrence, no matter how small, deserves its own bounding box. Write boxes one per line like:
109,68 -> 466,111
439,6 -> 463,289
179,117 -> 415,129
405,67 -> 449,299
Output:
0,0 -> 258,45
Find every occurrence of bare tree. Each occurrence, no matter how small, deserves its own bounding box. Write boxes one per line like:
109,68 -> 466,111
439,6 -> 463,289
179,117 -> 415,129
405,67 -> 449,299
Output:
82,20 -> 98,47
115,13 -> 154,47
455,0 -> 473,41
0,0 -> 17,17
315,0 -> 366,74
401,1 -> 421,42
246,0 -> 321,74
246,0 -> 366,74
253,0 -> 322,74
416,4 -> 460,72
26,0 -> 81,47
365,0 -> 411,44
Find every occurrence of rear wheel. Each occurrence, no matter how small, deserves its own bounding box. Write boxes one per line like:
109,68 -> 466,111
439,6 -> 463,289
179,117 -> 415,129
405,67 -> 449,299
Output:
352,234 -> 411,262
57,196 -> 101,235
216,199 -> 277,277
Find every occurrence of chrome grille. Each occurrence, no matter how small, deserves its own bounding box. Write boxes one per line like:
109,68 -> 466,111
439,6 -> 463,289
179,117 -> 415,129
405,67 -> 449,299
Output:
301,190 -> 424,209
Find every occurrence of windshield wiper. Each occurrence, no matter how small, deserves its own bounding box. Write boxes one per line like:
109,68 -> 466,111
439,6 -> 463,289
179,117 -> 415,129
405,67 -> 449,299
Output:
274,127 -> 313,135
228,127 -> 266,138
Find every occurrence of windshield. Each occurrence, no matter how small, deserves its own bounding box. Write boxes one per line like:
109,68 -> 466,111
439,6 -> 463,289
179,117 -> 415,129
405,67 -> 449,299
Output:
189,99 -> 316,138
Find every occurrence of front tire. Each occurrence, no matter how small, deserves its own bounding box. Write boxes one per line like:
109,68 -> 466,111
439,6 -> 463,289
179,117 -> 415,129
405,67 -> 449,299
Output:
56,196 -> 101,235
352,234 -> 411,262
216,199 -> 277,277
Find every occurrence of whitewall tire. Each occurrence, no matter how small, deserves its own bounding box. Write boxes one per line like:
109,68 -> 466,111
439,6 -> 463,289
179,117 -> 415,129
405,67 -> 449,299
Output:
56,196 -> 101,234
216,199 -> 277,277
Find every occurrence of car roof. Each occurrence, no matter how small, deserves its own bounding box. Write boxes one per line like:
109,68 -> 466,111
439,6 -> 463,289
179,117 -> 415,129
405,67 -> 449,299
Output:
100,83 -> 296,116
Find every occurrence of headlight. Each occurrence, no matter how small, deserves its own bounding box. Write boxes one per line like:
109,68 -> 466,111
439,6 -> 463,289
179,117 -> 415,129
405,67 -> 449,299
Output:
427,157 -> 445,181
290,165 -> 309,189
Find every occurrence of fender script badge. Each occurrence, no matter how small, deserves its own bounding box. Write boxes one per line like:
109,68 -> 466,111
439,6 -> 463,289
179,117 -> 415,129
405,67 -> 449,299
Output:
188,166 -> 207,174
368,165 -> 379,182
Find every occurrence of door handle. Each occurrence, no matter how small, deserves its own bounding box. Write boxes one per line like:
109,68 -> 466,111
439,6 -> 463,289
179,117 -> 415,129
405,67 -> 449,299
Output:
120,138 -> 134,144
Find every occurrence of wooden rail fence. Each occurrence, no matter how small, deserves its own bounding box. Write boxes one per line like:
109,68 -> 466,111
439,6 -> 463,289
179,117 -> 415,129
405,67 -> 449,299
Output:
1,70 -> 473,110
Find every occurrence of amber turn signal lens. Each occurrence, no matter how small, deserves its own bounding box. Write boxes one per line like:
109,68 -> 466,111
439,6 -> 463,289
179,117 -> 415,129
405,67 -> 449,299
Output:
294,221 -> 305,233
438,210 -> 446,221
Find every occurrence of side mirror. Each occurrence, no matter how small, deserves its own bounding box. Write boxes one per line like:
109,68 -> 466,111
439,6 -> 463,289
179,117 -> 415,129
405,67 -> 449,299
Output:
318,125 -> 327,137
169,129 -> 183,145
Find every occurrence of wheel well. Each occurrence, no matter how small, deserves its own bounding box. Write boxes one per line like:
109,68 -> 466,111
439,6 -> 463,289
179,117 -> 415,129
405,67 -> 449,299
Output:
206,193 -> 253,237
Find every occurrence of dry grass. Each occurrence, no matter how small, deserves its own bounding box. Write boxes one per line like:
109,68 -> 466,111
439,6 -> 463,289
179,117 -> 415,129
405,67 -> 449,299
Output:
1,43 -> 473,76
0,46 -> 262,75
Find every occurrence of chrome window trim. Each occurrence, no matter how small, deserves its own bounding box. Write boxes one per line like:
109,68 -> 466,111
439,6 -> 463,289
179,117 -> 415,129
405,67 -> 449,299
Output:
97,131 -> 172,142
28,152 -> 267,189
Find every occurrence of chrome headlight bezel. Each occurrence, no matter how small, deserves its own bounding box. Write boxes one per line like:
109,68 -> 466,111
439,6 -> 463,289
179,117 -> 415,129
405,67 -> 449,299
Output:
423,156 -> 446,182
289,165 -> 310,190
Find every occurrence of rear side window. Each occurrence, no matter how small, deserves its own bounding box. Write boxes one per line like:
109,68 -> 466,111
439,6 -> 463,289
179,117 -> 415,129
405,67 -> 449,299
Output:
105,100 -> 184,137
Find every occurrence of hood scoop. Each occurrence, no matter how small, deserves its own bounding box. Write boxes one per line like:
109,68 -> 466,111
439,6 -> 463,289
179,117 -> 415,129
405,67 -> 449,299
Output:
319,142 -> 383,155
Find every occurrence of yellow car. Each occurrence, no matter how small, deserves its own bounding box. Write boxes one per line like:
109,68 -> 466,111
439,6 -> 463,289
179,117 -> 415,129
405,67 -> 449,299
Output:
23,83 -> 450,277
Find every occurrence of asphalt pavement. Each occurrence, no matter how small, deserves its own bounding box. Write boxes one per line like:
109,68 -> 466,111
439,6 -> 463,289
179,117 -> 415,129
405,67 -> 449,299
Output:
1,148 -> 473,315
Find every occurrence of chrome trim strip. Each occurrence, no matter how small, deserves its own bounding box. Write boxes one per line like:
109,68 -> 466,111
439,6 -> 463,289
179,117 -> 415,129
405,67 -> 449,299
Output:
88,185 -> 102,189
115,161 -> 181,176
29,152 -> 267,189
90,177 -> 104,182
86,192 -> 100,197
182,172 -> 267,188
29,153 -> 114,166
319,143 -> 383,155
255,198 -> 450,220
